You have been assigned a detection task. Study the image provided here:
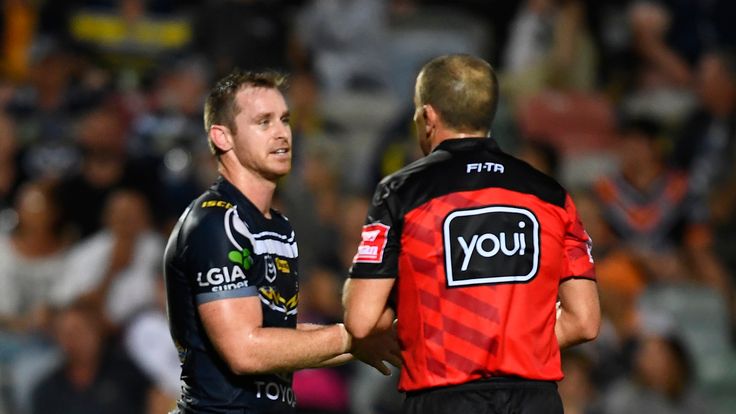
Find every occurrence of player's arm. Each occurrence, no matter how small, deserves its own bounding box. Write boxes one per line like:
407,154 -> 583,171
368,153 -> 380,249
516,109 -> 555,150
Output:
186,205 -> 351,374
556,278 -> 600,349
199,298 -> 351,374
556,194 -> 601,349
297,323 -> 354,367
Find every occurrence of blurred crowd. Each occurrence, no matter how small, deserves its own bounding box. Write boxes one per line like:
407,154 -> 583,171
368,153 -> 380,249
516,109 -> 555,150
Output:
0,0 -> 735,413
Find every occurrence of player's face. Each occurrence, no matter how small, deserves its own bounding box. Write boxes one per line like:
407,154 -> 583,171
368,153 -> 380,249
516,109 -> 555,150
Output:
231,86 -> 292,181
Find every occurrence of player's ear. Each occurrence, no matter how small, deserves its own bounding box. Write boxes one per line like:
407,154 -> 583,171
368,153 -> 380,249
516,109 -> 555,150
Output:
209,125 -> 233,153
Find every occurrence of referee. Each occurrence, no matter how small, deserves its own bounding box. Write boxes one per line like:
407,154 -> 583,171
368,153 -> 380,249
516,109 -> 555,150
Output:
343,54 -> 600,414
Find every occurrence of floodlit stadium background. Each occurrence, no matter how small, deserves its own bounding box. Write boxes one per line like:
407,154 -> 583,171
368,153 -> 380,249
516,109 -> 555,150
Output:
0,1 -> 735,413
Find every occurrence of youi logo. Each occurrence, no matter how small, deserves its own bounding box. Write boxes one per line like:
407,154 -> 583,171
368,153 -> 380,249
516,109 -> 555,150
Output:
443,206 -> 540,287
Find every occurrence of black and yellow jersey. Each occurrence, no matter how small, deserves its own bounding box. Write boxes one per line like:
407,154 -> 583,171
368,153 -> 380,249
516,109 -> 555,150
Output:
164,177 -> 299,413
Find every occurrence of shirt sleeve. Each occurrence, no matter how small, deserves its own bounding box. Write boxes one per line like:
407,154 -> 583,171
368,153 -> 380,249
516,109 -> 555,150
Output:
349,182 -> 401,278
185,206 -> 260,304
561,194 -> 596,282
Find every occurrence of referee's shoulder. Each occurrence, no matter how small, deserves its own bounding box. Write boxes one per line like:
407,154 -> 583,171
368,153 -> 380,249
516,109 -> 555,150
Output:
503,152 -> 569,207
377,151 -> 447,191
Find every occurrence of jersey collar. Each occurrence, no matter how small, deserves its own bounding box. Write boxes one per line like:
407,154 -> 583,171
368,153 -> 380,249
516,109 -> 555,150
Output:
213,176 -> 264,217
432,137 -> 500,153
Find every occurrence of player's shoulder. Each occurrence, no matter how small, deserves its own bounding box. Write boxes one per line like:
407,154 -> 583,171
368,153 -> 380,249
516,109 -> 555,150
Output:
268,208 -> 293,229
178,186 -> 238,238
194,184 -> 233,212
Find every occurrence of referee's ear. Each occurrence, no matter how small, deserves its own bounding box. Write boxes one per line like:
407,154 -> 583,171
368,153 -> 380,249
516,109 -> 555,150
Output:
423,104 -> 440,128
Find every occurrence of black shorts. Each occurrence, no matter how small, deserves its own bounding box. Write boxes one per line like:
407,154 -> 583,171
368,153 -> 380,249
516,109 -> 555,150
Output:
402,377 -> 562,414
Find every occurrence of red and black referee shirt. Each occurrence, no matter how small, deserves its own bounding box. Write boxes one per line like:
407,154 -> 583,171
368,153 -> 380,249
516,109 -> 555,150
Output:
349,137 -> 595,392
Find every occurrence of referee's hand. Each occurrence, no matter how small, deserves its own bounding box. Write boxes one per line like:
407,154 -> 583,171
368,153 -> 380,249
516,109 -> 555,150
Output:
350,311 -> 402,375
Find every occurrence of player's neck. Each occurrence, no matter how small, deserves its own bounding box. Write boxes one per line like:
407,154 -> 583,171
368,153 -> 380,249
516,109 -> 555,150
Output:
219,164 -> 277,218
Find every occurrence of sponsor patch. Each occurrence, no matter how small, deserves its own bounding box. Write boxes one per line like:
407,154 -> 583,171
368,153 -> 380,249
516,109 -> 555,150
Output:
353,223 -> 390,263
466,162 -> 504,174
255,381 -> 296,407
197,266 -> 249,292
201,200 -> 234,209
275,257 -> 290,273
443,206 -> 539,287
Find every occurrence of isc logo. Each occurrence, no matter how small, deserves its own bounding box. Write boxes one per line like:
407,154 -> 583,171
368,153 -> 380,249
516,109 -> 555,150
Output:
443,206 -> 539,287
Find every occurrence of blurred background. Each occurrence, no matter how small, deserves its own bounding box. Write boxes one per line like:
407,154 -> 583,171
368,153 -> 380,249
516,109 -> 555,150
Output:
0,0 -> 735,413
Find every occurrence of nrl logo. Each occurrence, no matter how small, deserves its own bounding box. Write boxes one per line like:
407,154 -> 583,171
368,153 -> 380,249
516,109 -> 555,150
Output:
264,254 -> 277,283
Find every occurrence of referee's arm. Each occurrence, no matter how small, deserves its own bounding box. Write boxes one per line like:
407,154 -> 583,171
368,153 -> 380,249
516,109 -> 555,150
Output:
343,278 -> 402,375
555,278 -> 600,349
343,278 -> 394,338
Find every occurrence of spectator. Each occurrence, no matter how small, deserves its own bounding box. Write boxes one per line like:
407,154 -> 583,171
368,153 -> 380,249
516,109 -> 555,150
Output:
1,0 -> 39,82
674,50 -> 736,203
129,57 -> 214,228
123,275 -> 180,414
4,41 -> 95,181
30,301 -> 150,414
0,180 -> 70,413
281,138 -> 344,274
629,2 -> 693,89
559,350 -> 602,414
573,190 -> 646,388
365,106 -> 423,195
620,1 -> 725,122
130,57 -> 210,158
0,180 -> 69,334
193,0 -> 297,79
51,189 -> 163,330
601,333 -> 711,414
0,113 -> 26,215
593,116 -> 735,323
502,0 -> 597,102
66,0 -> 193,76
516,138 -> 562,178
593,117 -> 705,254
295,0 -> 390,94
58,103 -> 163,237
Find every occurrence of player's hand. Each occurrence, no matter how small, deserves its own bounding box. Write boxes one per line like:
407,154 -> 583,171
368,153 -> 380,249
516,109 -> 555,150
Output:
350,311 -> 402,375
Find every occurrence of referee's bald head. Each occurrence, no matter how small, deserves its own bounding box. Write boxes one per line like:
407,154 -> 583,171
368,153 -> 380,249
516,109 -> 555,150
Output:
415,54 -> 499,134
